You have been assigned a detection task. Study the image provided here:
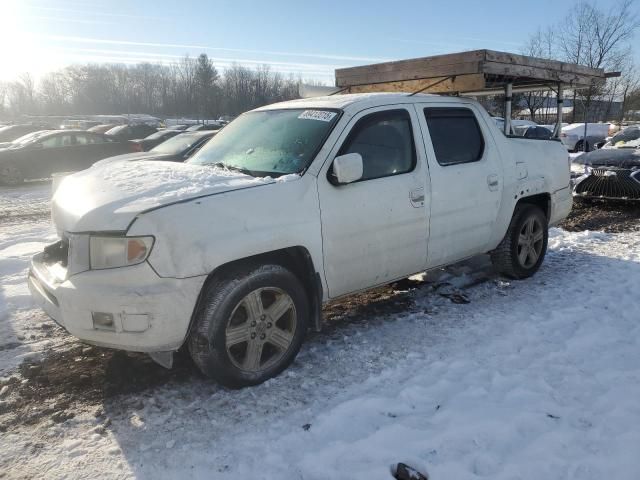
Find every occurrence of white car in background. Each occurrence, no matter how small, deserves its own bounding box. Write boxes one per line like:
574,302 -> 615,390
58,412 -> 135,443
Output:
29,93 -> 572,388
560,123 -> 610,152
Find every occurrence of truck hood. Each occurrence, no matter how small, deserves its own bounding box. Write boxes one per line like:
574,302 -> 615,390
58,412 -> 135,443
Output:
92,151 -> 173,167
52,160 -> 284,233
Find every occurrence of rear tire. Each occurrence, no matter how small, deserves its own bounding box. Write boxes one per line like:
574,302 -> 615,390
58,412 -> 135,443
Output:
188,263 -> 309,388
490,204 -> 548,279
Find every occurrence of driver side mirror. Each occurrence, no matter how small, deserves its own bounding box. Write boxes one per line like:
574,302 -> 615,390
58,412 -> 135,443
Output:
332,153 -> 363,184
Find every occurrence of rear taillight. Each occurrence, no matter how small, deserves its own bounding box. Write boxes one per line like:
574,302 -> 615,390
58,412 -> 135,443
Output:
130,142 -> 143,152
560,133 -> 567,138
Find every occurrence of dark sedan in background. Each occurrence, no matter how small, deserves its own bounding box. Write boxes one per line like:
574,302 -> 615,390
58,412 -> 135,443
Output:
573,148 -> 640,201
513,125 -> 553,140
93,130 -> 217,167
130,129 -> 182,152
0,130 -> 136,185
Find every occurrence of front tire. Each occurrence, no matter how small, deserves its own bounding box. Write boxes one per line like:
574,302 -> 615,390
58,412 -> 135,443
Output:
188,263 -> 309,388
490,204 -> 548,279
574,140 -> 590,153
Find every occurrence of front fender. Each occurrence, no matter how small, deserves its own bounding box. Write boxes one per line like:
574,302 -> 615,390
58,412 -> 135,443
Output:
127,175 -> 325,283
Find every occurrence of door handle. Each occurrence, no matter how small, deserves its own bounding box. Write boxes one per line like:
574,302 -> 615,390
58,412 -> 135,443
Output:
487,174 -> 499,191
409,187 -> 425,206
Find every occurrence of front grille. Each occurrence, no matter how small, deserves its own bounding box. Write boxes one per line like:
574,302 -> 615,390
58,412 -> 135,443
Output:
574,167 -> 640,200
42,239 -> 69,267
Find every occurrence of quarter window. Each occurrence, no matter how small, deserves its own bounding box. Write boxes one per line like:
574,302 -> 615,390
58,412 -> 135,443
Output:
424,108 -> 485,166
338,109 -> 416,181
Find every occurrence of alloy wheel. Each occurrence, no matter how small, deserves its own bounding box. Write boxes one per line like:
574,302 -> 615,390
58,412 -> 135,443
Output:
225,287 -> 297,372
517,216 -> 544,268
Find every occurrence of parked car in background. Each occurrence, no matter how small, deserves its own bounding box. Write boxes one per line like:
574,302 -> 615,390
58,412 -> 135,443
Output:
513,125 -> 553,139
492,117 -> 537,133
93,130 -> 217,167
0,124 -> 47,142
0,130 -> 136,185
186,123 -> 222,131
573,147 -> 640,200
602,125 -> 640,148
87,124 -> 119,134
168,124 -> 190,131
61,120 -> 101,130
130,129 -> 182,152
31,94 -> 572,387
560,123 -> 610,152
105,124 -> 158,142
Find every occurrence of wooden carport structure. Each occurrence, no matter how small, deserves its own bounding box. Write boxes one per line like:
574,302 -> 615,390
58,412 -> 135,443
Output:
332,50 -> 614,137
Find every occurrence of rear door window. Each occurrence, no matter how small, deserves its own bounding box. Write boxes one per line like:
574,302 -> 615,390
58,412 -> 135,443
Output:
424,108 -> 485,166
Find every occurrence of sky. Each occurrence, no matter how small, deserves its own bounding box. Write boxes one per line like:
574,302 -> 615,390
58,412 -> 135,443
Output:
0,0 -> 636,83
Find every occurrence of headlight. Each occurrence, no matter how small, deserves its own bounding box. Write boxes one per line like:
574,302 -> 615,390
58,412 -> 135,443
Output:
570,162 -> 585,175
89,236 -> 154,270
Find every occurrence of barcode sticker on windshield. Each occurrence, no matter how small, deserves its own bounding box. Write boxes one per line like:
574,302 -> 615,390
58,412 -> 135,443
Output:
298,110 -> 337,122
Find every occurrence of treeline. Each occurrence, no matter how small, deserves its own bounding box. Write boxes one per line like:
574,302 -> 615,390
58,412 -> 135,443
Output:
0,53 -> 305,119
514,0 -> 640,123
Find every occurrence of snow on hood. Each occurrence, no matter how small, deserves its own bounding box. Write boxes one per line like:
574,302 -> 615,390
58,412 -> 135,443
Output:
52,160 -> 296,233
91,151 -> 171,167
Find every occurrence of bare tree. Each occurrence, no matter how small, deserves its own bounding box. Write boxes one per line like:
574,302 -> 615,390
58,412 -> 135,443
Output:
558,0 -> 639,122
618,64 -> 640,121
521,27 -> 558,121
7,73 -> 36,115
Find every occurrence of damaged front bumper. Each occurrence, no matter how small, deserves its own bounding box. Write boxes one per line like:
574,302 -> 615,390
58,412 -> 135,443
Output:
28,249 -> 206,355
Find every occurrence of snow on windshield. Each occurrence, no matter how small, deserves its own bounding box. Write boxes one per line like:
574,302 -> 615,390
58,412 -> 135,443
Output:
189,109 -> 340,176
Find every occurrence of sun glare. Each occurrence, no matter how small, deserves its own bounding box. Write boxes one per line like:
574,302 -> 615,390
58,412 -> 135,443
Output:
0,1 -> 58,81
0,0 -> 24,80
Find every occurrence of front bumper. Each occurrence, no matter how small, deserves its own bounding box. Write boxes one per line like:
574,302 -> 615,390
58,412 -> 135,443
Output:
573,167 -> 640,200
28,252 -> 206,352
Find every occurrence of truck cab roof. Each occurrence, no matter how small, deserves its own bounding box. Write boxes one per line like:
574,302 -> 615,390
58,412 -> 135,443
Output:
255,92 -> 471,114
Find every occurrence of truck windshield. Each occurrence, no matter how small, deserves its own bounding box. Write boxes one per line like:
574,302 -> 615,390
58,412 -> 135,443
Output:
188,108 -> 340,176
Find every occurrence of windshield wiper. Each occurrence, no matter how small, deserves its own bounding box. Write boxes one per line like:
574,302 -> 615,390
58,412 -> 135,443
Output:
208,162 -> 254,177
209,161 -> 230,172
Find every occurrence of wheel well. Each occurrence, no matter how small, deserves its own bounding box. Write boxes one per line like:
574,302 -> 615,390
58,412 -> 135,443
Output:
185,247 -> 323,344
516,193 -> 550,219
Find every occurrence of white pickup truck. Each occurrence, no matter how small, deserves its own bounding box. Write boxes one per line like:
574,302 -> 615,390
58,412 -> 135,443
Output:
29,93 -> 572,387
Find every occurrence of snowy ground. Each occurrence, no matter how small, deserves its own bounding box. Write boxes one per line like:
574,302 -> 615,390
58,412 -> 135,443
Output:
1,185 -> 640,479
